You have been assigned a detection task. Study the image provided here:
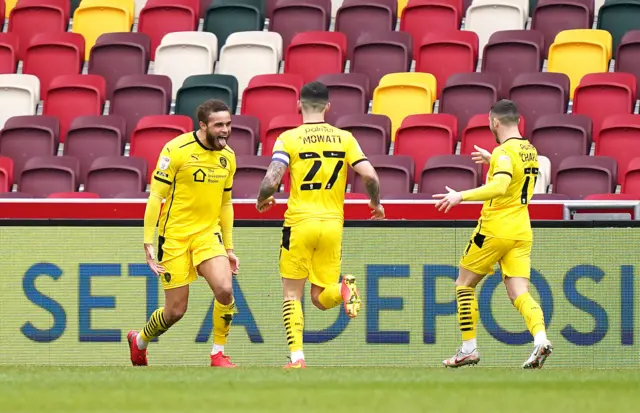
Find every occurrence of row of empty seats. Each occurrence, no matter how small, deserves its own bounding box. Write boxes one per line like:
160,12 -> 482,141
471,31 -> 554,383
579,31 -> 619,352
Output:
2,151 -> 639,199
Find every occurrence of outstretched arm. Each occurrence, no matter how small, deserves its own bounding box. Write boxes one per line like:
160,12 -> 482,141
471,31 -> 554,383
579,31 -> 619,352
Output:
257,161 -> 287,203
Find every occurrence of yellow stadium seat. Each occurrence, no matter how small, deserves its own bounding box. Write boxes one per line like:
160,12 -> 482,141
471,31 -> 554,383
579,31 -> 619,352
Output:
548,30 -> 611,98
554,29 -> 612,60
5,0 -> 18,16
372,72 -> 437,141
398,0 -> 409,16
73,0 -> 134,60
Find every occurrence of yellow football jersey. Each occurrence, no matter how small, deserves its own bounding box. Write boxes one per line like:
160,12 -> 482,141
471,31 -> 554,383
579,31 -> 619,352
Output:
477,138 -> 539,241
272,122 -> 367,226
152,132 -> 236,239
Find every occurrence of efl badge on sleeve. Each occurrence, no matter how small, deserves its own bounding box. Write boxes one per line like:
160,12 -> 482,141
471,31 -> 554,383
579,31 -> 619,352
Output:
159,156 -> 171,171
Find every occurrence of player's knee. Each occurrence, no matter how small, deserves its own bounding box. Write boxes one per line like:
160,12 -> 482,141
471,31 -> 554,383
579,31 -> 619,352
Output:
310,294 -> 327,311
215,287 -> 234,305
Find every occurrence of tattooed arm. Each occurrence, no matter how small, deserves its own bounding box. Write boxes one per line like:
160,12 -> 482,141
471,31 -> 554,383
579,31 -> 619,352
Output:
352,160 -> 384,219
257,161 -> 287,204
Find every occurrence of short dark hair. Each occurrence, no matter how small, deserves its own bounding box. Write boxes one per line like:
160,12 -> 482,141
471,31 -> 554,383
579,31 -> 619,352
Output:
300,81 -> 329,112
490,99 -> 520,126
197,99 -> 230,124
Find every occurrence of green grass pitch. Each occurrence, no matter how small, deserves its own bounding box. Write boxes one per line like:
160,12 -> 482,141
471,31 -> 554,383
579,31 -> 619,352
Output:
1,366 -> 638,413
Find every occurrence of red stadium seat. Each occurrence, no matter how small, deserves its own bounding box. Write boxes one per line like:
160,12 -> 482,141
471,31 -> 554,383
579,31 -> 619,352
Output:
241,74 -> 303,145
43,74 -> 106,142
234,155 -> 271,198
316,73 -> 370,125
0,33 -> 18,74
0,155 -> 13,192
622,157 -> 640,196
20,155 -> 80,197
23,32 -> 85,97
264,114 -> 302,157
416,30 -> 478,97
573,73 -> 636,142
531,0 -> 591,57
336,0 -> 398,59
8,0 -> 69,61
138,0 -> 199,60
394,114 -> 458,183
270,0 -> 331,51
352,154 -> 414,197
48,191 -> 100,198
284,31 -> 347,83
419,154 -> 479,195
352,31 -> 412,89
229,114 -> 260,156
616,30 -> 640,90
400,0 -> 461,53
595,114 -> 640,185
460,113 -> 526,181
85,156 -> 148,198
555,155 -> 617,199
130,114 -> 194,181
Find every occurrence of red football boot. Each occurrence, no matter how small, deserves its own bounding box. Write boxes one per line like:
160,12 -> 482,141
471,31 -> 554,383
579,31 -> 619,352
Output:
210,351 -> 237,368
127,330 -> 148,366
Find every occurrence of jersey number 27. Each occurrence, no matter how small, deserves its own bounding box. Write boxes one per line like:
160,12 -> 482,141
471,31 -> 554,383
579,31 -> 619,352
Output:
300,151 -> 345,191
521,167 -> 539,204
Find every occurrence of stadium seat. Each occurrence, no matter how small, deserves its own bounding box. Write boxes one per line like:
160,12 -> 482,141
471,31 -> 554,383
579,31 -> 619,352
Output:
547,29 -> 612,97
217,31 -> 283,96
535,155 -> 552,194
419,154 -> 479,195
175,74 -> 238,128
234,155 -> 271,198
48,191 -> 100,198
284,32 -> 347,83
584,193 -> 639,200
352,31 -> 413,88
72,0 -> 135,60
229,114 -> 260,156
20,156 -> 80,197
0,33 -> 18,74
0,74 -> 40,128
241,74 -> 303,145
531,193 -> 571,200
597,0 -> 640,58
43,74 -> 106,142
116,191 -> 150,198
270,0 -> 331,51
572,73 -> 637,141
416,30 -> 479,98
460,113 -> 526,181
400,0 -> 462,59
482,30 -> 544,98
352,154 -> 414,197
615,30 -> 640,88
335,0 -> 398,58
7,0 -> 69,61
0,155 -> 13,192
509,72 -> 570,137
0,115 -> 59,183
531,0 -> 591,56
335,113 -> 392,156
138,0 -> 199,60
465,0 -> 527,56
439,72 -> 500,140
316,73 -> 371,125
130,114 -> 193,181
110,74 -> 173,142
622,157 -> 640,196
88,33 -> 151,100
203,0 -> 264,53
595,114 -> 640,185
530,113 -> 592,183
23,32 -> 85,97
372,72 -> 437,141
154,32 -> 218,99
264,114 -> 303,156
64,115 -> 127,183
394,114 -> 458,183
85,156 -> 148,198
555,155 -> 617,198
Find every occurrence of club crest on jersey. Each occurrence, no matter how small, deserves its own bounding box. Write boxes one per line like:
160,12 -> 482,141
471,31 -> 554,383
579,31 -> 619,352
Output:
220,156 -> 228,168
159,156 -> 170,170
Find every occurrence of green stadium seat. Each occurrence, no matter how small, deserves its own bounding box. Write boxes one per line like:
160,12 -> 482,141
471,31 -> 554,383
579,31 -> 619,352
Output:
203,0 -> 265,53
175,74 -> 239,128
597,0 -> 640,58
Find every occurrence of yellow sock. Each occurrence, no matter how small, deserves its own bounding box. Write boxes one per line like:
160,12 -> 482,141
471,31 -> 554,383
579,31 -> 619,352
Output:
213,299 -> 235,346
456,286 -> 479,341
317,283 -> 342,309
139,308 -> 169,342
282,300 -> 304,352
514,292 -> 546,337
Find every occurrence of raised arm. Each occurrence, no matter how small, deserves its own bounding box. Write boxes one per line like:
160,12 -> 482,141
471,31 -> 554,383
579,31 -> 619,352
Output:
352,160 -> 381,206
257,160 -> 287,204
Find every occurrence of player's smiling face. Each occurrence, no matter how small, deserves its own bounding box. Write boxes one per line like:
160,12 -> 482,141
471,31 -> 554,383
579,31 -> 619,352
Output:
202,110 -> 232,150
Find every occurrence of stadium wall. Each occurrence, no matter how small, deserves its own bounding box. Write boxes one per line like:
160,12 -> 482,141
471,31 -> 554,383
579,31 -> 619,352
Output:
1,219 -> 638,368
